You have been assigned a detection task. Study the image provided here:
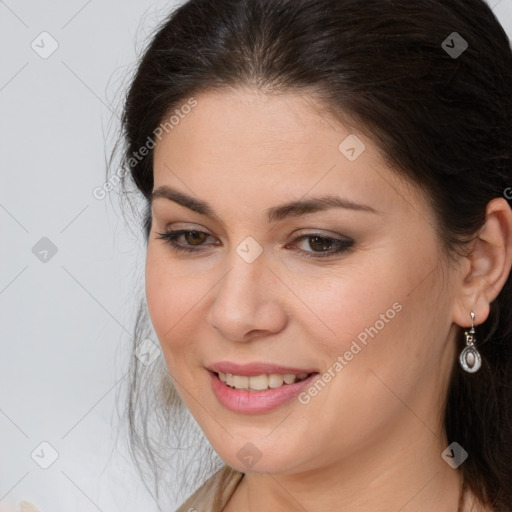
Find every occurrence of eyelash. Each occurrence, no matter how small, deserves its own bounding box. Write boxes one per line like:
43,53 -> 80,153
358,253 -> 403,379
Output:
155,229 -> 354,259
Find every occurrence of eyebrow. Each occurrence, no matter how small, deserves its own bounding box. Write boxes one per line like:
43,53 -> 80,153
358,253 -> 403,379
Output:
150,185 -> 379,223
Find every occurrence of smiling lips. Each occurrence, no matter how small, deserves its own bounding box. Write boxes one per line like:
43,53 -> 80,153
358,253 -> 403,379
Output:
207,361 -> 318,411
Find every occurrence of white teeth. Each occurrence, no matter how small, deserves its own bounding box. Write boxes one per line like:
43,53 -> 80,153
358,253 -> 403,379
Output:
268,374 -> 284,388
233,375 -> 249,389
217,371 -> 310,391
283,374 -> 296,384
248,374 -> 268,390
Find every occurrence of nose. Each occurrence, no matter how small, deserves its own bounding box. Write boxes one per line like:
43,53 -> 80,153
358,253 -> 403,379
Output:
207,253 -> 288,343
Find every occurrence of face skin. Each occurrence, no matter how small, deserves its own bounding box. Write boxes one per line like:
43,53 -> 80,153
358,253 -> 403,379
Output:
146,88 -> 512,511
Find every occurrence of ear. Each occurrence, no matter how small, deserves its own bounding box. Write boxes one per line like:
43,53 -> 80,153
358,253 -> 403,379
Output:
452,197 -> 512,328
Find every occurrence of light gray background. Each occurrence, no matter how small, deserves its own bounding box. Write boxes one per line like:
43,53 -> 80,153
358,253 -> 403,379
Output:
1,1 -> 511,511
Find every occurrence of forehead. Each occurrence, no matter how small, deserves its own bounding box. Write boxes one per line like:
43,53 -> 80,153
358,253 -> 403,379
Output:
154,89 -> 357,181
154,88 -> 339,165
151,88 -> 425,221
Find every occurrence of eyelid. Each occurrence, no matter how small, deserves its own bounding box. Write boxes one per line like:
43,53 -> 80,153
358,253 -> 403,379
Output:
292,228 -> 352,240
160,221 -> 347,239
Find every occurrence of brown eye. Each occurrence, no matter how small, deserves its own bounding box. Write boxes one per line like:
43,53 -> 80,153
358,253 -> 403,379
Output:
308,236 -> 336,252
155,229 -> 216,253
184,231 -> 208,245
290,234 -> 354,258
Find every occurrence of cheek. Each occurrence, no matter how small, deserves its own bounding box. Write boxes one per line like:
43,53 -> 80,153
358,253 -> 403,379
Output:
298,253 -> 437,380
297,264 -> 402,347
144,250 -> 211,365
292,277 -> 433,449
145,251 -> 170,336
145,251 -> 188,351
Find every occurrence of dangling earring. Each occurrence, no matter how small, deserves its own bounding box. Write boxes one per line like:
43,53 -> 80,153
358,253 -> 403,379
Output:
459,311 -> 481,373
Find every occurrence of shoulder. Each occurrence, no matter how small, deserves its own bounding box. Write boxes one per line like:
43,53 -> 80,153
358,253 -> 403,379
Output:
174,464 -> 244,512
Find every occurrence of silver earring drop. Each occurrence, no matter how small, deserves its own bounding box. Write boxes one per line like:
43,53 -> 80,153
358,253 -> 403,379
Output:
459,311 -> 481,373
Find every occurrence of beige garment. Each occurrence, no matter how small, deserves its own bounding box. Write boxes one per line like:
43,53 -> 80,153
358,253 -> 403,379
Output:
13,467 -> 243,512
175,465 -> 244,512
18,504 -> 41,512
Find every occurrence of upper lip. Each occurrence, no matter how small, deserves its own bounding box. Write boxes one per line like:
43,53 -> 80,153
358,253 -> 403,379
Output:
207,361 -> 318,377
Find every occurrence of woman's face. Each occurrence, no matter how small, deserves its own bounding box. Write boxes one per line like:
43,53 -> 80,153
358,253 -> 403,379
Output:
146,88 -> 462,475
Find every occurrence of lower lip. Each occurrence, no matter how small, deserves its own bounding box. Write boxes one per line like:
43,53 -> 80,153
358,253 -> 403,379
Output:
209,371 -> 319,414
